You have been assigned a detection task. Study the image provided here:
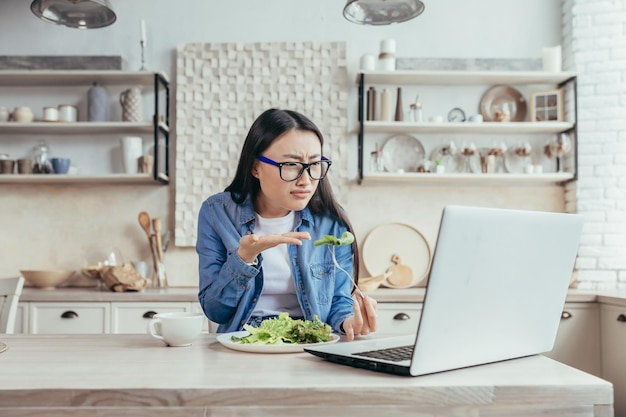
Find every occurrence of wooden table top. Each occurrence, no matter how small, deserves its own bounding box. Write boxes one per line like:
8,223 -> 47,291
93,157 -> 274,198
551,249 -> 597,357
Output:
0,333 -> 613,417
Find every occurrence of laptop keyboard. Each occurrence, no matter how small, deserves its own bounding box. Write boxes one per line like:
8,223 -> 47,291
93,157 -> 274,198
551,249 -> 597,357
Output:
354,345 -> 413,362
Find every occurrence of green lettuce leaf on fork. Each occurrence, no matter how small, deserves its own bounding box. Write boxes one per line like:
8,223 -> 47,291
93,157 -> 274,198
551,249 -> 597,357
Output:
313,231 -> 354,247
231,312 -> 333,345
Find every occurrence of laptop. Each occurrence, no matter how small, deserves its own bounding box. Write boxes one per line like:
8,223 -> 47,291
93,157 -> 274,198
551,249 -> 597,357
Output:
305,205 -> 584,376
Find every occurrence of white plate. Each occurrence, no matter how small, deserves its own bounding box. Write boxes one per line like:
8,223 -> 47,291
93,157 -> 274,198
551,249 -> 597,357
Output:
216,331 -> 340,353
381,134 -> 425,173
362,223 -> 432,288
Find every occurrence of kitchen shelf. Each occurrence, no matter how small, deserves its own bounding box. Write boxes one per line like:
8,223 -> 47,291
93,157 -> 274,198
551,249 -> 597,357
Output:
0,173 -> 167,185
361,121 -> 574,135
0,70 -> 169,87
357,70 -> 577,86
355,70 -> 578,185
0,121 -> 169,135
362,172 -> 574,184
0,70 -> 170,184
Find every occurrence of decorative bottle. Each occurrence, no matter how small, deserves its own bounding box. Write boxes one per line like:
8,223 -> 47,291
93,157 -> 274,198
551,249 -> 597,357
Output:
32,140 -> 53,174
410,95 -> 423,122
367,86 -> 377,121
380,88 -> 392,121
394,87 -> 404,121
87,82 -> 110,122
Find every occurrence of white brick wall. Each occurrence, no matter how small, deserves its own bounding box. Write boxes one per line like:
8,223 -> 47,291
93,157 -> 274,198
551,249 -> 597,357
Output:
566,0 -> 626,289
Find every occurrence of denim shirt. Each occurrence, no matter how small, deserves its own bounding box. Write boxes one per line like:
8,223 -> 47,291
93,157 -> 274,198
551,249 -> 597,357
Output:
196,191 -> 354,334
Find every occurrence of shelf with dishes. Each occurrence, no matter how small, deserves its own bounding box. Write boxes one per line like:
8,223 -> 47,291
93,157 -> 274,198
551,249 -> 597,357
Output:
0,173 -> 167,185
361,121 -> 573,135
362,172 -> 574,184
357,70 -> 576,86
355,70 -> 578,185
0,121 -> 169,135
0,70 -> 170,185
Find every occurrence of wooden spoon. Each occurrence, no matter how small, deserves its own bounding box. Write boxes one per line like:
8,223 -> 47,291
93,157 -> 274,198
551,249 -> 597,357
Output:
138,211 -> 152,240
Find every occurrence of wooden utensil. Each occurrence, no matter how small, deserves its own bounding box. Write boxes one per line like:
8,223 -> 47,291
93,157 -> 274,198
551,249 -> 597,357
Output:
152,217 -> 164,261
138,211 -> 152,241
385,254 -> 414,287
138,211 -> 159,286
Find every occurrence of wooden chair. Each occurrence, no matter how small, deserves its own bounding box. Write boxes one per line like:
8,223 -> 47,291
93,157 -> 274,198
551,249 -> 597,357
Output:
0,277 -> 25,334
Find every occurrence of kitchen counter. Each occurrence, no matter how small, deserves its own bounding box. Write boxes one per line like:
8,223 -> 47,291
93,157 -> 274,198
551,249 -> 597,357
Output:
0,333 -> 613,417
20,286 -> 626,305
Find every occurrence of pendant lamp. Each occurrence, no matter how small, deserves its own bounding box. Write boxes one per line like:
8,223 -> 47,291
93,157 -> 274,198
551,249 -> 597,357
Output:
343,0 -> 425,25
30,0 -> 116,29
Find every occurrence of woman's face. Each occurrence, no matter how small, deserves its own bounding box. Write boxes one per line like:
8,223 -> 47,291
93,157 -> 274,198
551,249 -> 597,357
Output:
252,129 -> 323,218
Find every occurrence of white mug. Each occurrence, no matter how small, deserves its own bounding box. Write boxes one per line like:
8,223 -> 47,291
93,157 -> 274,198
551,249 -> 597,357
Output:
147,312 -> 204,347
120,136 -> 143,174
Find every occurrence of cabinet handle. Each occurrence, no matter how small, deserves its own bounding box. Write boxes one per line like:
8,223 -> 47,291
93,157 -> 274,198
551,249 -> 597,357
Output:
561,311 -> 572,320
393,313 -> 411,321
143,311 -> 158,319
617,314 -> 626,323
61,311 -> 78,319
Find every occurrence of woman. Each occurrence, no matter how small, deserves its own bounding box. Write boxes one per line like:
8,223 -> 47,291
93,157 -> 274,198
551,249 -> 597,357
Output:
196,108 -> 377,340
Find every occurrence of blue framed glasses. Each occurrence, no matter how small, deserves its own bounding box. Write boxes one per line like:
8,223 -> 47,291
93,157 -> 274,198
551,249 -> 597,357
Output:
257,155 -> 332,182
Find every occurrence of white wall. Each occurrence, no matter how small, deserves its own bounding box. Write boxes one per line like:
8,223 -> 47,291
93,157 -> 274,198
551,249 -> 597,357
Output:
566,0 -> 626,289
0,0 -> 564,286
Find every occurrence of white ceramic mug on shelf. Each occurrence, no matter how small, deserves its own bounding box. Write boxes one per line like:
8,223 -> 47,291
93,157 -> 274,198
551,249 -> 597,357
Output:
147,312 -> 204,347
120,136 -> 143,174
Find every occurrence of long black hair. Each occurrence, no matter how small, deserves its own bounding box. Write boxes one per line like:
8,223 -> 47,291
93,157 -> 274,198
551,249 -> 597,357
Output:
225,108 -> 360,281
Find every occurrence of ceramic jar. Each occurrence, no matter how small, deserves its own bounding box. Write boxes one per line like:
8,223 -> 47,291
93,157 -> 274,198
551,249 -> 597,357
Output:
87,82 -> 109,122
0,106 -> 9,122
119,87 -> 143,122
43,106 -> 59,122
58,105 -> 78,122
12,107 -> 34,123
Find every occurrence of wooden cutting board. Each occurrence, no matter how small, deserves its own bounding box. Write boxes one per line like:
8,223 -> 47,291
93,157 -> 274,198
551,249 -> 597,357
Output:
385,254 -> 414,287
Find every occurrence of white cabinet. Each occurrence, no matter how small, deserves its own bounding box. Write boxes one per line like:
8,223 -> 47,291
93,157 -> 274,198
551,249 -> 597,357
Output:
543,302 -> 601,377
111,302 -> 191,334
29,302 -> 110,334
19,301 -> 212,335
377,302 -> 422,335
0,70 -> 170,185
601,304 -> 626,417
355,70 -> 577,185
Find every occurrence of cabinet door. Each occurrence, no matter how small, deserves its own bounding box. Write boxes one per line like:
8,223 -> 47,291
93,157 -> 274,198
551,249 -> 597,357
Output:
111,302 -> 192,334
543,302 -> 601,377
29,302 -> 110,334
377,303 -> 422,335
601,304 -> 626,417
14,302 -> 28,334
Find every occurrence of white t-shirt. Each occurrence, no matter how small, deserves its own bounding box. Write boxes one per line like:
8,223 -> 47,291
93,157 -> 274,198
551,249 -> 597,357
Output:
251,211 -> 302,317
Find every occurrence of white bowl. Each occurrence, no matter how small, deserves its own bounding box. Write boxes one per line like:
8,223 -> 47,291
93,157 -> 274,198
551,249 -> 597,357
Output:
20,270 -> 74,289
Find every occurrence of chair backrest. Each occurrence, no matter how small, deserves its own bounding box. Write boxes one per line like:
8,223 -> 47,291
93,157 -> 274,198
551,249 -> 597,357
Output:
0,277 -> 25,334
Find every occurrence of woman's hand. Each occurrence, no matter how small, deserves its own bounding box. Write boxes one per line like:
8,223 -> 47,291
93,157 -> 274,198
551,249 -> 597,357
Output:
237,232 -> 311,263
342,294 -> 378,341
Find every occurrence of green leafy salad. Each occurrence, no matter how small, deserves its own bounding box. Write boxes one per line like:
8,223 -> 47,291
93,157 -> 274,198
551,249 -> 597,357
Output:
231,312 -> 333,345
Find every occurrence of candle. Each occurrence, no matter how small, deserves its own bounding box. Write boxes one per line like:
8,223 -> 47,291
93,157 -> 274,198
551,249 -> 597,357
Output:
140,19 -> 147,45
